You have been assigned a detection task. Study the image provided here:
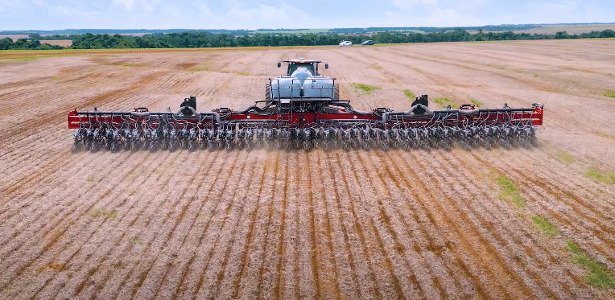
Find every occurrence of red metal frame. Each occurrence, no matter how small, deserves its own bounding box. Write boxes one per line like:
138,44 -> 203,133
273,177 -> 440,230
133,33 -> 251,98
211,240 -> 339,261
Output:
69,105 -> 543,130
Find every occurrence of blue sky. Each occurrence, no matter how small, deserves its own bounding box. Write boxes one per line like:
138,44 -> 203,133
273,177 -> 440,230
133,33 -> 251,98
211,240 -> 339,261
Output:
1,0 -> 613,30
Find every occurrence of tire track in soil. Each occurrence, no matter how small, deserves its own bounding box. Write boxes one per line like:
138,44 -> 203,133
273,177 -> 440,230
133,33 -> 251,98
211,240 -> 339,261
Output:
53,150 -> 183,299
227,152 -> 275,299
515,172 -> 615,251
353,149 -> 446,299
331,151 -> 386,299
0,148 -> 121,247
470,152 -> 615,266
305,153 -> 324,299
424,149 -> 567,299
442,150 -> 588,297
255,151 -> 287,299
0,88 -> 151,198
336,152 -> 406,299
222,150 -> 280,300
162,150 -> 244,299
1,72 -> 166,198
287,149 -> 320,299
34,151 -> 174,299
196,153 -> 263,299
1,86 -> 124,143
130,150 -> 234,300
383,148 -> 499,299
102,150 -> 212,299
402,149 -> 543,299
188,151 -> 253,299
212,152 -> 273,299
527,146 -> 615,207
362,149 -> 467,299
1,68 -> 154,146
508,148 -> 615,221
0,151 -> 137,276
318,150 -> 362,299
310,151 -> 345,299
78,151 -> 212,300
80,150 -> 221,299
121,149 -> 242,300
472,152 -> 615,247
272,151 -> 289,300
147,149 -> 228,300
150,150 -> 238,300
290,151 -> 303,299
10,151 -> 157,299
81,150 -> 191,299
0,150 -> 151,295
0,93 -> 139,186
372,149 -> 475,298
1,145 -> 82,199
377,46 -> 551,97
377,149 -> 508,299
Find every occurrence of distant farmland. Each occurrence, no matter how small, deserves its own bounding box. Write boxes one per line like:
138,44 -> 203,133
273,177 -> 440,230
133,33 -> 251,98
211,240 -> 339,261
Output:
39,40 -> 73,47
515,24 -> 615,35
1,39 -> 615,299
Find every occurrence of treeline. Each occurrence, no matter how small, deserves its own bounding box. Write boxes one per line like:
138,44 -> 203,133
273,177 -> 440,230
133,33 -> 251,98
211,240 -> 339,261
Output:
0,37 -> 64,50
1,29 -> 614,50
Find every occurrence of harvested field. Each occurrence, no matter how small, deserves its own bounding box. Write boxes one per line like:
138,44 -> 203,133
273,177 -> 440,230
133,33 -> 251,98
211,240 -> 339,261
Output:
39,40 -> 73,47
1,39 -> 615,299
516,24 -> 615,35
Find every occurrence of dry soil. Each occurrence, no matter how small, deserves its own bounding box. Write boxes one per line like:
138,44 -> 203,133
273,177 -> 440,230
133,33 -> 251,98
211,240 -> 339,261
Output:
1,39 -> 615,299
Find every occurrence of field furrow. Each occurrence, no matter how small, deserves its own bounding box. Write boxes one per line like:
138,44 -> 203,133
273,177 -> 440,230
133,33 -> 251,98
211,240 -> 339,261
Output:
2,40 -> 615,300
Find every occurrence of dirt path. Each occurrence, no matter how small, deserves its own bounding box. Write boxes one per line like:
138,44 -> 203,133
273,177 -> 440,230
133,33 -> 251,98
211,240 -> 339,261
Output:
1,40 -> 615,299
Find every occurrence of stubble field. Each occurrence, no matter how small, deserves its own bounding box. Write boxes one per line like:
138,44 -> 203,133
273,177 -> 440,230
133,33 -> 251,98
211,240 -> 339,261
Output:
1,39 -> 615,299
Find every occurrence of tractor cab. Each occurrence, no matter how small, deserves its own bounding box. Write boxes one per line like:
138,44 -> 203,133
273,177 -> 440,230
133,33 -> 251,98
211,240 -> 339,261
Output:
278,58 -> 328,77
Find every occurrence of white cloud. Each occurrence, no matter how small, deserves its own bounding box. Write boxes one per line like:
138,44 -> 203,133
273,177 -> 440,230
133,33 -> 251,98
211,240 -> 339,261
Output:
110,0 -> 155,12
220,2 -> 315,29
0,1 -> 23,13
385,0 -> 487,27
392,0 -> 439,10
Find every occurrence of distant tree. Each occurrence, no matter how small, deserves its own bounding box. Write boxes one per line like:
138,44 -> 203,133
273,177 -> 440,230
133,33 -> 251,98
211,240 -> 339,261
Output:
0,37 -> 13,50
28,33 -> 43,41
13,38 -> 29,49
37,43 -> 52,50
555,31 -> 569,39
600,29 -> 615,38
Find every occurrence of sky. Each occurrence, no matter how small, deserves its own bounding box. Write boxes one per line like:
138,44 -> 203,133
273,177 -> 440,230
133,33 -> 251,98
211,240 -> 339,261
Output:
0,0 -> 613,30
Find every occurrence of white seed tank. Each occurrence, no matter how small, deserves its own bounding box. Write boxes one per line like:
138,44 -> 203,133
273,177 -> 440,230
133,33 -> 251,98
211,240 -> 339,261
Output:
268,59 -> 338,101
